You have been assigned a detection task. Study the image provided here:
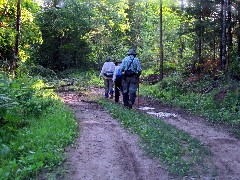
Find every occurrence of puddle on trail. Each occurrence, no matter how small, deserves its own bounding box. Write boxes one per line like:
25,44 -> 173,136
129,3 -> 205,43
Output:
139,106 -> 156,111
139,106 -> 179,118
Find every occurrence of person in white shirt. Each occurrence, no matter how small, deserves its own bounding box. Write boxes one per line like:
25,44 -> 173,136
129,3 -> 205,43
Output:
99,56 -> 116,98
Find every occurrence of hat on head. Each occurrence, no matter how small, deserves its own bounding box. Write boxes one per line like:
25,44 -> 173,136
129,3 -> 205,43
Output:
106,56 -> 111,62
114,60 -> 121,65
127,49 -> 137,55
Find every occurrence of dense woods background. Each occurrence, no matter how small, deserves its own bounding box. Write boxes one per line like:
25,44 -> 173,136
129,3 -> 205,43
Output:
1,0 -> 240,77
1,0 -> 240,179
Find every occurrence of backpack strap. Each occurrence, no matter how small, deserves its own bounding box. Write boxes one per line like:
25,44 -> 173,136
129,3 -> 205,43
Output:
126,58 -> 134,71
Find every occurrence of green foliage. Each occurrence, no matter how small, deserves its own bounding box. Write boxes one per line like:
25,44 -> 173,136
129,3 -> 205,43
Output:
57,69 -> 104,90
0,0 -> 42,69
0,71 -> 77,179
35,0 -> 94,71
99,99 -> 210,176
141,75 -> 240,127
0,102 -> 77,179
0,71 -> 56,124
229,53 -> 240,80
84,0 -> 130,64
29,65 -> 57,80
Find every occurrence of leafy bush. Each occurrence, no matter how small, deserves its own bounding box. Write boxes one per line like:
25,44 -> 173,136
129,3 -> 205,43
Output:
0,71 -> 77,179
0,71 -> 56,126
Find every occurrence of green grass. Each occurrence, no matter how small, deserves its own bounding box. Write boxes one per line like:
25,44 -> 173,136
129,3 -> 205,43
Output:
99,99 -> 210,176
0,101 -> 77,180
141,76 -> 240,125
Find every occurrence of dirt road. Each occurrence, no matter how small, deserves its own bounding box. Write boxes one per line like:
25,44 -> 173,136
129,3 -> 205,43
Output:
59,92 -> 173,180
57,89 -> 240,180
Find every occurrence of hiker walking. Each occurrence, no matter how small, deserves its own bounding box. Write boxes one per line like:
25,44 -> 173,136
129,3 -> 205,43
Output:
113,60 -> 123,103
120,49 -> 142,109
99,56 -> 115,98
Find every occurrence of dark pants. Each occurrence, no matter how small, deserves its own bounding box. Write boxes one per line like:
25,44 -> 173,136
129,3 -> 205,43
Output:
114,77 -> 122,102
122,75 -> 139,108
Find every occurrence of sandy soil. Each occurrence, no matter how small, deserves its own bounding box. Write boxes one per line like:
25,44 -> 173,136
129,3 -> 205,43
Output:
58,91 -> 174,180
56,88 -> 240,180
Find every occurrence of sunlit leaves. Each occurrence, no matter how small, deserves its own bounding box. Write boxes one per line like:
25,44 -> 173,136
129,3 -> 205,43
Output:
0,0 -> 42,68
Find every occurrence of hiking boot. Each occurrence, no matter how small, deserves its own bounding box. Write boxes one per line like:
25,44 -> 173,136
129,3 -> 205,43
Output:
109,89 -> 114,99
128,101 -> 133,109
110,93 -> 113,99
105,93 -> 109,98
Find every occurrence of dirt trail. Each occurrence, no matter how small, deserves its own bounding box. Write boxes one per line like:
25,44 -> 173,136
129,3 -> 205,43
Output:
139,97 -> 240,179
58,91 -> 173,180
57,88 -> 240,180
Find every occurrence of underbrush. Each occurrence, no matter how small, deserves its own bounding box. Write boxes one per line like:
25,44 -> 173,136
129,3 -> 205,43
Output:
0,71 -> 77,179
29,67 -> 103,92
141,75 -> 240,136
99,99 -> 210,176
56,69 -> 103,91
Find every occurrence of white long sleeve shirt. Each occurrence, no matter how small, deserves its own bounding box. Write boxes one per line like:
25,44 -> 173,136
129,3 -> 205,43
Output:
99,62 -> 116,79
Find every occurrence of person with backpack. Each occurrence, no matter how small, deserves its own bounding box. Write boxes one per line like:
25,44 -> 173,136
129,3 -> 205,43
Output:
99,56 -> 115,98
120,49 -> 142,109
112,60 -> 123,103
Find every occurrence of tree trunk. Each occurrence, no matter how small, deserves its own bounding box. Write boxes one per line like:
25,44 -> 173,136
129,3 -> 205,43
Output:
179,0 -> 184,60
227,0 -> 233,67
159,0 -> 163,80
196,1 -> 203,74
238,19 -> 240,55
13,0 -> 21,76
221,0 -> 227,71
214,36 -> 216,61
197,29 -> 203,74
237,2 -> 240,55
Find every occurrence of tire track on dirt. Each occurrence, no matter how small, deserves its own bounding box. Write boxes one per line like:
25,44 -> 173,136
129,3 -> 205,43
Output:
59,93 -> 173,180
139,97 -> 240,179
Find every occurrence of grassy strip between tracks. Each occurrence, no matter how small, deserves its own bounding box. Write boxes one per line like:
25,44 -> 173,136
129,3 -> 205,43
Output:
99,98 -> 211,177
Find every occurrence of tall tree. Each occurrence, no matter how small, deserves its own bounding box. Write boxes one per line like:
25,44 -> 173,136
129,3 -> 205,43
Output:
236,1 -> 240,55
227,0 -> 233,61
13,0 -> 21,75
159,0 -> 163,80
221,0 -> 227,71
179,0 -> 184,60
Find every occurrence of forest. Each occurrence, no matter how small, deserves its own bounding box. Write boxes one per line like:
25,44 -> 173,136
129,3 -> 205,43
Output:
1,0 -> 240,179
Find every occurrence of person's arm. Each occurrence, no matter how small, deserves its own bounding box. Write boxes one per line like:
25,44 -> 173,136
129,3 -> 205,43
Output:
135,58 -> 142,75
99,63 -> 106,77
120,58 -> 127,72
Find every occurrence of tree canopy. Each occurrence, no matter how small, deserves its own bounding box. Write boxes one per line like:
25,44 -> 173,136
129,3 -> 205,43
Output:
0,0 -> 239,78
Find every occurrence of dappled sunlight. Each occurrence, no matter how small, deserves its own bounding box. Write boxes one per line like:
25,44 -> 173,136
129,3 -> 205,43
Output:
32,79 -> 45,89
31,79 -> 60,100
